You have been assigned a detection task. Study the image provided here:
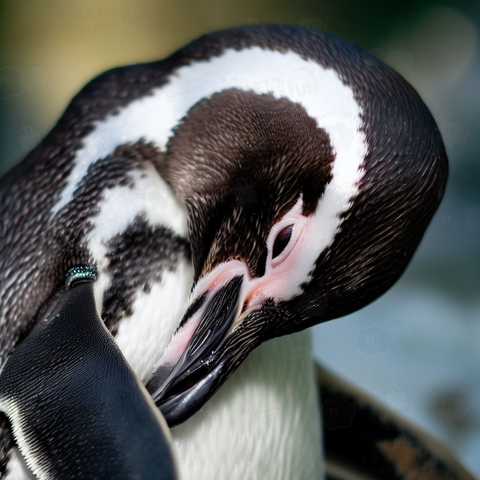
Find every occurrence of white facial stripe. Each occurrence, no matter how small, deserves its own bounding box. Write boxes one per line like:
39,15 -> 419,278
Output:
53,46 -> 366,218
55,46 -> 366,306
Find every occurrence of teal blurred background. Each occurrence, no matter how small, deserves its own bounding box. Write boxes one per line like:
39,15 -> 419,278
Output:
1,0 -> 479,475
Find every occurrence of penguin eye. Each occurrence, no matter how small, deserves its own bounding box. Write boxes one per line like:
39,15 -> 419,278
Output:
272,225 -> 294,259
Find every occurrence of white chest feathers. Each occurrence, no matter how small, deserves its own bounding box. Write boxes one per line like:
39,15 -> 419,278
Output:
172,329 -> 323,480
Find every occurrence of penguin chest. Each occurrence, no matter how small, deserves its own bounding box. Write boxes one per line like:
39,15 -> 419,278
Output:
107,248 -> 324,480
171,329 -> 324,480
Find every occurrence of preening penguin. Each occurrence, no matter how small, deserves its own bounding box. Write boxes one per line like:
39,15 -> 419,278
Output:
0,24 -> 471,480
143,27 -> 449,425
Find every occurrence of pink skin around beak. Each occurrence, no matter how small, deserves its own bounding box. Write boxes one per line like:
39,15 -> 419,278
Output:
154,196 -> 310,376
146,196 -> 314,425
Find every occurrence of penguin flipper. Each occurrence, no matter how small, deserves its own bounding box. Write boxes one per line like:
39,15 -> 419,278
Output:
0,276 -> 177,480
317,364 -> 475,480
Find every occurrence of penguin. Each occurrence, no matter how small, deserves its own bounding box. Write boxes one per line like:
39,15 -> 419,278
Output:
0,24 -> 472,479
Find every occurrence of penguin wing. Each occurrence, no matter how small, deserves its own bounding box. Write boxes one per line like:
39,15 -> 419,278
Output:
0,275 -> 178,480
317,364 -> 475,480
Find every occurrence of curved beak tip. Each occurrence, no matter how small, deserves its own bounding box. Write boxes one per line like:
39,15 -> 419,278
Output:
147,275 -> 245,426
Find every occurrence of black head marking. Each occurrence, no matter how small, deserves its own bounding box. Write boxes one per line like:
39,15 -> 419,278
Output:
164,89 -> 335,279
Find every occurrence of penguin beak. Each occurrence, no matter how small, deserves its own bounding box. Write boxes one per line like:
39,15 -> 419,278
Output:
146,273 -> 255,427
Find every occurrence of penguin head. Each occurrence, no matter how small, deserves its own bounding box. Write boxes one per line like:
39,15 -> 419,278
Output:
148,72 -> 448,426
0,26 -> 448,434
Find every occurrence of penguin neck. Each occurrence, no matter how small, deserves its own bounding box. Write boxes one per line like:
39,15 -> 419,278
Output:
172,329 -> 323,480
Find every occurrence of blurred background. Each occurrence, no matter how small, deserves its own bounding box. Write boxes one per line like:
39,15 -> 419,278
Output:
0,0 -> 478,475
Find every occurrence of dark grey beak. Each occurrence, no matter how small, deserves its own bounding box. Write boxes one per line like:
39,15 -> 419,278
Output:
0,271 -> 177,480
147,276 -> 248,428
